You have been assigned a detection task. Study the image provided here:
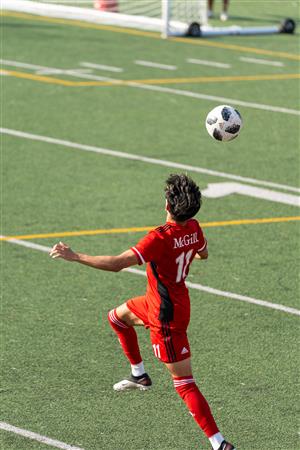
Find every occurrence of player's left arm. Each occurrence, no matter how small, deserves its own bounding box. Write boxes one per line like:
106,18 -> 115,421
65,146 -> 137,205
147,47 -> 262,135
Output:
194,229 -> 208,260
194,247 -> 208,260
49,242 -> 138,272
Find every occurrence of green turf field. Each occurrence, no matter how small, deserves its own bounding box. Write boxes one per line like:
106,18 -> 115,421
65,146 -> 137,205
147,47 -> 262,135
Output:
1,1 -> 300,449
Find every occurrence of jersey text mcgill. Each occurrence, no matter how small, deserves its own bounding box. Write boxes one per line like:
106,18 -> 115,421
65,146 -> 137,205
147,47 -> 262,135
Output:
173,232 -> 199,249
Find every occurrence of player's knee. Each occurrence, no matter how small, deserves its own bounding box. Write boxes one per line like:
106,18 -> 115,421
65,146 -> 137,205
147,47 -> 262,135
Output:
108,303 -> 142,326
108,307 -> 131,330
116,303 -> 139,326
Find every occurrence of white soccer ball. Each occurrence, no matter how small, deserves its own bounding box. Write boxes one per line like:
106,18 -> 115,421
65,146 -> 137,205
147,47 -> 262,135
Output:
205,105 -> 243,142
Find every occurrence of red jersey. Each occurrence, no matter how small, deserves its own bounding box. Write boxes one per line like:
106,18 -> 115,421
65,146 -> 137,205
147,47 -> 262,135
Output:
131,219 -> 207,331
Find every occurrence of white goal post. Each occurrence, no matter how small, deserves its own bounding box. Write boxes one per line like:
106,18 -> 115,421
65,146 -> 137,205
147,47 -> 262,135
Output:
2,0 -> 296,37
161,0 -> 208,38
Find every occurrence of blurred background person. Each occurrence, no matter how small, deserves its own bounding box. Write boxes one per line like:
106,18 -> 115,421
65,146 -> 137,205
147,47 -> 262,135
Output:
208,0 -> 230,21
94,0 -> 118,12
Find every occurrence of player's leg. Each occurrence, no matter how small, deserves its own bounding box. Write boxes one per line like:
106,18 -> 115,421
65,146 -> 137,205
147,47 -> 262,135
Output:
108,297 -> 152,391
223,0 -> 229,12
220,0 -> 229,21
165,357 -> 235,450
207,0 -> 214,18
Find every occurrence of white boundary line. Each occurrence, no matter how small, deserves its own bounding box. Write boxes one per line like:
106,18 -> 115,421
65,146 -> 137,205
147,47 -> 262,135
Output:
126,268 -> 300,316
0,422 -> 84,450
80,61 -> 124,73
135,60 -> 177,70
1,127 -> 300,194
240,57 -> 284,67
0,59 -> 113,82
130,81 -> 300,116
1,60 -> 299,116
2,236 -> 300,317
187,58 -> 231,69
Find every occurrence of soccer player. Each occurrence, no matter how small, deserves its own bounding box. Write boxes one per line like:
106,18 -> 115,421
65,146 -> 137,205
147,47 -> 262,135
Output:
50,174 -> 236,450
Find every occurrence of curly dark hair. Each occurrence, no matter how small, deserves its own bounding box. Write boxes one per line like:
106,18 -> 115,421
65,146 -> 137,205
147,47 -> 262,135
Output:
165,174 -> 202,222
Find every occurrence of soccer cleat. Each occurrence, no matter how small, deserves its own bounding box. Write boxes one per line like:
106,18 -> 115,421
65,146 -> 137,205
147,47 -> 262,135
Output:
216,441 -> 236,450
113,373 -> 152,391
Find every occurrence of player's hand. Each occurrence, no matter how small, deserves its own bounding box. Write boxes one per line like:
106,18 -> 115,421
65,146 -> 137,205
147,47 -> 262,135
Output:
49,242 -> 78,261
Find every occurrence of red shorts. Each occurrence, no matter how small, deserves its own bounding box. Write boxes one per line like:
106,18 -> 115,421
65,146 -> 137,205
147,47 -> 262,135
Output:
126,296 -> 191,364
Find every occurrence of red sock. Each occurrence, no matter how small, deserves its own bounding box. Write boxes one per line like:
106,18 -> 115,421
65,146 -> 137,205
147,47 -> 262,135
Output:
108,309 -> 142,365
173,376 -> 219,438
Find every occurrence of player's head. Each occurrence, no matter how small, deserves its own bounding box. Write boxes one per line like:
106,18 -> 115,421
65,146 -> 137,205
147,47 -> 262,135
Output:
165,174 -> 202,222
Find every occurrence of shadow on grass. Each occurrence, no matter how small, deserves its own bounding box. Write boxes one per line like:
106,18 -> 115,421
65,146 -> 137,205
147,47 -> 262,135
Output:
216,14 -> 280,24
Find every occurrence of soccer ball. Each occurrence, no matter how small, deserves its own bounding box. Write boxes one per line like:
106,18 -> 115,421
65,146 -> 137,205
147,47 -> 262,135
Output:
205,105 -> 243,142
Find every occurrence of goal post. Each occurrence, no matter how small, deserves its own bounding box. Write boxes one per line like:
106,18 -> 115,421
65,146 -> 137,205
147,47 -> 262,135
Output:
160,0 -> 295,38
162,0 -> 208,38
2,0 -> 296,37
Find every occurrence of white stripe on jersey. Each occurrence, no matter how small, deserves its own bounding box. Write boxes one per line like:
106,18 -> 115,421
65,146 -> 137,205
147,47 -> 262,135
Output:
198,239 -> 207,252
132,246 -> 146,264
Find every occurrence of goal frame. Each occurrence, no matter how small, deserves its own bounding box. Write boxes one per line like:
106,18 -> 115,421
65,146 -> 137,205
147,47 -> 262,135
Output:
2,0 -> 296,38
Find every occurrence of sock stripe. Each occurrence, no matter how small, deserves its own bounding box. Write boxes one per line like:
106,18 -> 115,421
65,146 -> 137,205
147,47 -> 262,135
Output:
109,311 -> 128,329
173,378 -> 195,387
108,310 -> 129,329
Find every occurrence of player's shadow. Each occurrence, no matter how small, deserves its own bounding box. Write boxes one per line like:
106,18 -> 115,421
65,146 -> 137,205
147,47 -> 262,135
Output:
219,14 -> 280,24
265,13 -> 300,25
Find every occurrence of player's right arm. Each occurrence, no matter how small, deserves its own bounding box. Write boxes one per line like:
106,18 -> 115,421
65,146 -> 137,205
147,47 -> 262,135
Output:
49,242 -> 138,272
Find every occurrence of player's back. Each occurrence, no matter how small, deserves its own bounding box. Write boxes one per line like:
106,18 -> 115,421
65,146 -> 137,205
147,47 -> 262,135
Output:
131,219 -> 207,327
152,219 -> 206,288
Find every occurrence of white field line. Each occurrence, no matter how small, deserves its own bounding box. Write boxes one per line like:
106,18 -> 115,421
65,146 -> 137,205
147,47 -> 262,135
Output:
187,58 -> 231,69
80,61 -> 124,73
202,182 -> 300,207
2,236 -> 300,317
127,268 -> 300,317
127,81 -> 300,116
36,68 -> 93,75
1,127 -> 300,194
0,59 -> 113,82
240,57 -> 284,67
0,422 -> 84,450
1,59 -> 299,116
135,60 -> 177,70
1,236 -> 52,252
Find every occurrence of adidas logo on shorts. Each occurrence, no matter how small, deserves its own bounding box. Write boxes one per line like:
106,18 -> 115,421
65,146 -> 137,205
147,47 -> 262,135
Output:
181,347 -> 189,355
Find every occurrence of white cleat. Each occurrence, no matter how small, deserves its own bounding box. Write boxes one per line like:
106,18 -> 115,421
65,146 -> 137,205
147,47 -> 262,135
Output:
113,374 -> 152,391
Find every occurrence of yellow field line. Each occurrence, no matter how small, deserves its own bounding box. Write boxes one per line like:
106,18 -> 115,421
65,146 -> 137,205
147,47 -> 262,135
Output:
2,69 -> 299,88
1,11 -> 300,61
0,69 -> 77,86
172,36 -> 300,61
73,73 -> 300,87
201,216 -> 300,227
1,216 -> 299,241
